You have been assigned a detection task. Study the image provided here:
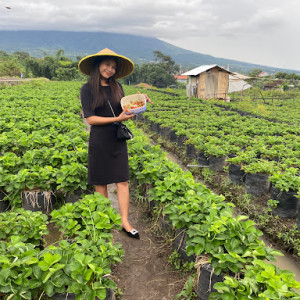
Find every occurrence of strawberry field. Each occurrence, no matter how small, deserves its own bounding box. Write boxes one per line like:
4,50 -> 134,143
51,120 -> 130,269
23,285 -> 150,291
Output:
130,86 -> 300,254
0,81 -> 300,299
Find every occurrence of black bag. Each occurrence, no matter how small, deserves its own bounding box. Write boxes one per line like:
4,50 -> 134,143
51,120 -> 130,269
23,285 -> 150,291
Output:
117,122 -> 134,140
107,100 -> 134,141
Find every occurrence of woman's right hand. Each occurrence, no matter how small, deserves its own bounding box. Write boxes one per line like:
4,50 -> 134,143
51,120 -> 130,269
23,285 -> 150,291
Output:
117,110 -> 135,122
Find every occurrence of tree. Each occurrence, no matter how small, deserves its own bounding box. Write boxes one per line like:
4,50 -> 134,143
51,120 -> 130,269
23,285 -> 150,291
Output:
56,49 -> 65,60
248,68 -> 263,77
55,67 -> 78,81
13,51 -> 30,61
0,51 -> 10,58
25,56 -> 57,79
275,72 -> 288,79
0,61 -> 21,77
124,51 -> 179,88
123,64 -> 140,85
153,50 -> 180,74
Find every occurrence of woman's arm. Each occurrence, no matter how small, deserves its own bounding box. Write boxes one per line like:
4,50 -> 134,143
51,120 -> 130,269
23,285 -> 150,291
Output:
86,110 -> 134,125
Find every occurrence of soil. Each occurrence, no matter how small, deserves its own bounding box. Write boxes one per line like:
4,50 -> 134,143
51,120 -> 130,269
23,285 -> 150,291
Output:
108,184 -> 187,300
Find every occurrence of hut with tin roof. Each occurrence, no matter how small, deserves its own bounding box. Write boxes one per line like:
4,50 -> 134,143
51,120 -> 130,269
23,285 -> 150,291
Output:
182,64 -> 233,100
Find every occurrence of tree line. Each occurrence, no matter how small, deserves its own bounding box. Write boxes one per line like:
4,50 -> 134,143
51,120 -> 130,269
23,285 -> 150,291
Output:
247,68 -> 300,80
0,50 -> 85,81
0,50 -> 183,88
1,50 -> 298,88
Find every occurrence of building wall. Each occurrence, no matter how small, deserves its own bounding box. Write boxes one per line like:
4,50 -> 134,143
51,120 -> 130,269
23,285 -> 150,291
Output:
198,73 -> 206,98
205,68 -> 219,98
217,70 -> 229,99
187,76 -> 198,97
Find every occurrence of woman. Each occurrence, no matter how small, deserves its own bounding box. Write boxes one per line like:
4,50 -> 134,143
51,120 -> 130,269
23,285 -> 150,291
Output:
78,48 -> 150,239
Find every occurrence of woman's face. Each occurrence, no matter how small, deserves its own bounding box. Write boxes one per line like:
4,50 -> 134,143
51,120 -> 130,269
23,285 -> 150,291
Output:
99,59 -> 117,79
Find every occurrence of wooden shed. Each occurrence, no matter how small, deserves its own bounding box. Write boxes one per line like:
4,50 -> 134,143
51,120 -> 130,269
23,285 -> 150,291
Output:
182,64 -> 233,100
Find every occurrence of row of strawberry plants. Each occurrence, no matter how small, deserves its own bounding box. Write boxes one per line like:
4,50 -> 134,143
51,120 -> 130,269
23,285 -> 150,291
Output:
144,100 -> 299,165
0,81 -> 89,207
124,86 -> 300,255
124,86 -> 300,198
126,123 -> 300,299
0,193 -> 123,299
0,81 -> 125,299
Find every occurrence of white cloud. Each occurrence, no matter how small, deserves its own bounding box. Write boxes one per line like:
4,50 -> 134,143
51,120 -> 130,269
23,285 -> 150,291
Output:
1,0 -> 300,70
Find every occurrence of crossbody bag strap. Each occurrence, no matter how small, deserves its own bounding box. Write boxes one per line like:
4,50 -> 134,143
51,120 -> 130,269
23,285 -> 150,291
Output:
107,100 -> 117,118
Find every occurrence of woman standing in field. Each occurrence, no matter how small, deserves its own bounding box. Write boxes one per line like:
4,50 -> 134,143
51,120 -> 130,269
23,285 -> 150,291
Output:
78,48 -> 150,239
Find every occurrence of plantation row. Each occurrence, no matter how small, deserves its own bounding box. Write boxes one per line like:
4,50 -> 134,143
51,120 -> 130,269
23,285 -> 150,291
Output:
0,81 -> 299,299
225,89 -> 300,124
0,81 -> 124,299
127,124 -> 300,299
126,86 -> 300,211
0,194 -> 123,299
0,81 -> 88,207
126,85 -> 300,256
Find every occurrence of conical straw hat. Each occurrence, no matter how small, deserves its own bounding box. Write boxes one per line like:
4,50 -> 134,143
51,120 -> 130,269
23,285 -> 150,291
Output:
78,48 -> 134,79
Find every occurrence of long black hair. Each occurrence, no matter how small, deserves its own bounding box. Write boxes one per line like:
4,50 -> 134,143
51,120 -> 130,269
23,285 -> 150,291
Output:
88,57 -> 124,110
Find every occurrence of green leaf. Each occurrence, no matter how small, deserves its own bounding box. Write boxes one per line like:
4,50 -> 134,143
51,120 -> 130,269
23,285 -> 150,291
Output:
95,288 -> 107,299
44,253 -> 62,265
194,244 -> 205,255
0,256 -> 10,264
42,263 -> 65,283
38,260 -> 50,271
44,281 -> 55,296
84,269 -> 93,281
236,215 -> 249,222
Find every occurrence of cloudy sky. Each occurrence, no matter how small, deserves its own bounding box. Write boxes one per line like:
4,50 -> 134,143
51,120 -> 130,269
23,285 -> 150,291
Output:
1,0 -> 300,70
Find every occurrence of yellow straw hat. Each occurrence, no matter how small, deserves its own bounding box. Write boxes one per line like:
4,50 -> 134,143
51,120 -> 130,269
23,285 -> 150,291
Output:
78,48 -> 134,79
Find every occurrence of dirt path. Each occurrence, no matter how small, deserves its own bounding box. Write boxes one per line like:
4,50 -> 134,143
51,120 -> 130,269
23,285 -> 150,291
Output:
108,184 -> 187,300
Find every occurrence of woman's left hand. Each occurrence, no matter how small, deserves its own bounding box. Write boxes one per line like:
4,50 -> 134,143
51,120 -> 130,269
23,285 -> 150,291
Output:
138,91 -> 153,104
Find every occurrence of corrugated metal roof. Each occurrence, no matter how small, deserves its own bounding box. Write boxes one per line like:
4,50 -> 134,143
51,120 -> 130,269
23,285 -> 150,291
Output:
182,64 -> 232,76
229,80 -> 252,93
230,72 -> 250,80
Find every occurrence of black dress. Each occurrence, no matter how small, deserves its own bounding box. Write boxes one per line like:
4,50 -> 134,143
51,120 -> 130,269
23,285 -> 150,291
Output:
80,83 -> 130,185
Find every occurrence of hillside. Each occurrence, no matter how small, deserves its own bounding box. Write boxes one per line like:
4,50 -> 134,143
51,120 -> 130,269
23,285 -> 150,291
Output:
0,30 -> 299,74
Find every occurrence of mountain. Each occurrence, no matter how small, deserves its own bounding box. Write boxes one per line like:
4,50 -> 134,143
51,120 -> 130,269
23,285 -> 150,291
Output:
0,30 -> 299,74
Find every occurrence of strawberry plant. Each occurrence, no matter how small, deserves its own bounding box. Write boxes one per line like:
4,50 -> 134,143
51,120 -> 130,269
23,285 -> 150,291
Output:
0,208 -> 48,246
242,159 -> 280,175
210,259 -> 300,299
270,168 -> 300,192
56,162 -> 88,195
50,193 -> 122,241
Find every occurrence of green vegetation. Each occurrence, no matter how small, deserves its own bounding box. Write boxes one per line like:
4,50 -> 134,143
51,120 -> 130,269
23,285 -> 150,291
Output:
0,194 -> 123,300
123,50 -> 180,88
224,89 -> 300,123
0,50 -> 181,88
127,122 -> 300,298
0,81 -> 88,206
127,85 -> 300,258
0,81 -> 300,299
0,49 -> 85,80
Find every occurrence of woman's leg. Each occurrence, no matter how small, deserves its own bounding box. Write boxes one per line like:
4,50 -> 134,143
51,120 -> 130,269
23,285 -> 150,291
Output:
95,185 -> 108,198
116,181 -> 134,232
